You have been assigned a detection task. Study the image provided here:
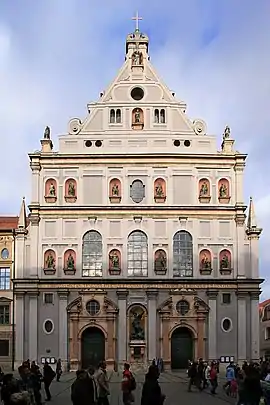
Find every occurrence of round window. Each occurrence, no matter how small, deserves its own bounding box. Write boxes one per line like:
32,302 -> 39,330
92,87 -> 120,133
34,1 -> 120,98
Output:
176,300 -> 190,315
222,318 -> 232,332
95,140 -> 102,147
174,140 -> 180,147
44,320 -> 54,334
184,140 -> 191,147
1,248 -> 9,260
131,87 -> 144,101
85,140 -> 92,147
86,300 -> 100,316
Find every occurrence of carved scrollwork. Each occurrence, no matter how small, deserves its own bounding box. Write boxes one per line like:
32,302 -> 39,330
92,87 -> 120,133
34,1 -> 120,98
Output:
68,118 -> 82,135
192,119 -> 207,135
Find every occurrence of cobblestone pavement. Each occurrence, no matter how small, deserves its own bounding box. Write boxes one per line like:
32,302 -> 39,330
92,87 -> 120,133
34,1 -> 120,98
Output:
45,371 -> 235,405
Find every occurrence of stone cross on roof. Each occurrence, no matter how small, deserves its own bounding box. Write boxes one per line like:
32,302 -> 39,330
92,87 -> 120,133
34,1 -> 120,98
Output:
132,11 -> 142,32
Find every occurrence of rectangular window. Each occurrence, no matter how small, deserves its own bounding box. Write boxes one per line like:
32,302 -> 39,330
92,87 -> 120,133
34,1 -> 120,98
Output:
0,305 -> 10,324
0,268 -> 10,290
222,293 -> 231,304
0,340 -> 9,356
44,293 -> 53,304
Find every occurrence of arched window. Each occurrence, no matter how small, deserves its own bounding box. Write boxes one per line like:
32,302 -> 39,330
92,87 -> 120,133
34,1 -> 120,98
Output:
154,109 -> 159,123
173,231 -> 193,277
127,231 -> 148,276
110,109 -> 115,123
160,109 -> 165,123
116,109 -> 121,123
82,231 -> 103,277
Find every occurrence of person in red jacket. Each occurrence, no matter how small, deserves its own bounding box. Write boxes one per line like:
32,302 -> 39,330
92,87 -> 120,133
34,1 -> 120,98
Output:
121,363 -> 136,405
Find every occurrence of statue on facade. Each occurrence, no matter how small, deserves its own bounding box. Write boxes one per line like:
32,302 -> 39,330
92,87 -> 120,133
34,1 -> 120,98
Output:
135,109 -> 141,123
154,251 -> 166,271
111,184 -> 119,196
46,253 -> 55,269
219,183 -> 228,198
68,181 -> 76,196
131,311 -> 145,340
49,183 -> 56,196
201,254 -> 211,270
223,125 -> 230,139
44,126 -> 51,139
132,51 -> 142,65
199,181 -> 209,196
109,251 -> 120,269
155,183 -> 164,197
66,253 -> 75,269
220,253 -> 229,269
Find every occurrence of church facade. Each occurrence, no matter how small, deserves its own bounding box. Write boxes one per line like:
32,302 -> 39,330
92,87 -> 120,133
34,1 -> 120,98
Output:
13,22 -> 262,371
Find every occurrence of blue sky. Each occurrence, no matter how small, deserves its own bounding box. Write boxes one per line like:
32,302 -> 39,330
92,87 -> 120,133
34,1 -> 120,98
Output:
0,0 -> 270,297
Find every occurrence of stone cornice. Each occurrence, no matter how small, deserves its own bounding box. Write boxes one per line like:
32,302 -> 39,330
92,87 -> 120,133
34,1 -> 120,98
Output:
146,289 -> 158,299
116,289 -> 129,299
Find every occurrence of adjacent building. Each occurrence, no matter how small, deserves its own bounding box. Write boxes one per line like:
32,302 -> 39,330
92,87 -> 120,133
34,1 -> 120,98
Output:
13,20 -> 263,370
259,299 -> 270,358
0,216 -> 18,368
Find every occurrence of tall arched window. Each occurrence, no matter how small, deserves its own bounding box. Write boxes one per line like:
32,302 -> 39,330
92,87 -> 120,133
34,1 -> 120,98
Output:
116,109 -> 121,123
173,231 -> 193,277
127,231 -> 148,276
110,109 -> 115,123
154,109 -> 159,123
160,109 -> 166,123
82,231 -> 103,277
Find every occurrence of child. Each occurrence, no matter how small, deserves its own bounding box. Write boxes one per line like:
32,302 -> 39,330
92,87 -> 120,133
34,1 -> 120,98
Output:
230,379 -> 238,398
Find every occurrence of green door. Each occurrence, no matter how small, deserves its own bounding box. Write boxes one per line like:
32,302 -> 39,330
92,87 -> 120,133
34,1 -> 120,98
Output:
81,327 -> 105,369
171,327 -> 193,369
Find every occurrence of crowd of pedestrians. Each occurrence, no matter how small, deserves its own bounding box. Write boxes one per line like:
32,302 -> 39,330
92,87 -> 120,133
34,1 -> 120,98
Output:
0,358 -> 61,404
187,357 -> 270,405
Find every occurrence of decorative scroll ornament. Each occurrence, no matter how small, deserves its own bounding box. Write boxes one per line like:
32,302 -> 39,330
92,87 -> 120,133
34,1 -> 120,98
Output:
192,119 -> 207,135
68,118 -> 82,135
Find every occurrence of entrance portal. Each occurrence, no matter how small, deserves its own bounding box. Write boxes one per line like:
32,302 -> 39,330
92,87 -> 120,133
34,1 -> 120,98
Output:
81,327 -> 105,369
171,327 -> 193,369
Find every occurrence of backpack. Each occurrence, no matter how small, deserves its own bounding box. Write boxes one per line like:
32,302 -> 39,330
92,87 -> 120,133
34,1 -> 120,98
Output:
130,374 -> 136,391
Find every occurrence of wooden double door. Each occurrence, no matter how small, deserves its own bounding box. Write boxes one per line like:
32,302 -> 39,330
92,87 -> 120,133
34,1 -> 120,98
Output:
81,327 -> 105,369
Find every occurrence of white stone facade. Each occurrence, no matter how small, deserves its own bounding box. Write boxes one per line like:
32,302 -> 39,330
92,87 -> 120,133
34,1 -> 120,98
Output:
13,26 -> 262,370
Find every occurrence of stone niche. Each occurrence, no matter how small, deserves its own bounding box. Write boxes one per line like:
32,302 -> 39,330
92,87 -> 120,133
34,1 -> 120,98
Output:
109,178 -> 122,203
44,179 -> 57,203
198,178 -> 211,203
154,178 -> 166,203
63,249 -> 76,275
67,291 -> 118,371
108,249 -> 121,275
43,249 -> 56,275
158,289 -> 209,370
128,304 -> 147,365
64,178 -> 77,203
199,249 -> 212,275
218,178 -> 231,203
219,249 -> 232,275
132,108 -> 144,130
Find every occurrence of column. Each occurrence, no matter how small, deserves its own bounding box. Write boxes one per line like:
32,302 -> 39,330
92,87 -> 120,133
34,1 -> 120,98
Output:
162,316 -> 170,370
197,316 -> 205,359
107,318 -> 114,365
117,290 -> 128,365
234,162 -> 245,204
15,292 -> 25,367
70,316 -> 79,371
237,292 -> 247,362
250,291 -> 260,361
147,289 -> 158,361
206,290 -> 218,360
29,216 -> 40,278
30,160 -> 41,204
28,292 -> 38,362
58,290 -> 69,369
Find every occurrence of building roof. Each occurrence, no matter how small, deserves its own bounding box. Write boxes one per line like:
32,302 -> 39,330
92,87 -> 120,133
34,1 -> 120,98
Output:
0,216 -> 19,230
259,299 -> 270,316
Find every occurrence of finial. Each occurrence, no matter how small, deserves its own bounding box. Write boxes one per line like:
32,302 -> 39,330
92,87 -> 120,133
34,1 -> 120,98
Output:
23,196 -> 25,201
132,11 -> 142,32
44,126 -> 51,140
223,125 -> 230,140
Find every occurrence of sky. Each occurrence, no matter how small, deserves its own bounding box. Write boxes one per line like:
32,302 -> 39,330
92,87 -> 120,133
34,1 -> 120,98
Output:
0,0 -> 270,298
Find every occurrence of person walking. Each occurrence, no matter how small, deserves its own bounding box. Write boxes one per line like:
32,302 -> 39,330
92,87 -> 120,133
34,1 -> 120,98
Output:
96,361 -> 110,405
56,359 -> 62,382
43,361 -> 56,401
141,365 -> 165,405
121,363 -> 136,405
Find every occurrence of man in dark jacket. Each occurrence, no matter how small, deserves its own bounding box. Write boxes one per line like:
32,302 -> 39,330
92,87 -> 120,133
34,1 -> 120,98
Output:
43,361 -> 56,401
71,369 -> 97,405
141,365 -> 165,405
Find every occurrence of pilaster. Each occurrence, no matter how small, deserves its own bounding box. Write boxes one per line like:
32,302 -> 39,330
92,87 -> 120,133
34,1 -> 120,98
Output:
30,160 -> 41,204
117,290 -> 129,365
146,289 -> 158,361
28,291 -> 39,362
235,213 -> 246,278
58,290 -> 69,370
206,290 -> 218,360
247,232 -> 262,279
15,292 -> 25,367
236,291 -> 248,362
250,291 -> 260,361
234,162 -> 245,204
15,230 -> 27,279
29,214 -> 40,278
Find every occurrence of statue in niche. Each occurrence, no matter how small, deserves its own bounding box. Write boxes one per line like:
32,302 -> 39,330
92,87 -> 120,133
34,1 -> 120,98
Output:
132,51 -> 142,65
66,253 -> 75,270
111,183 -> 119,196
134,109 -> 141,123
155,183 -> 164,197
201,253 -> 211,270
68,181 -> 75,196
44,126 -> 51,139
49,183 -> 56,196
220,253 -> 230,269
109,251 -> 120,269
46,253 -> 55,269
199,182 -> 209,196
155,251 -> 166,271
223,125 -> 230,139
131,311 -> 145,340
219,183 -> 228,198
